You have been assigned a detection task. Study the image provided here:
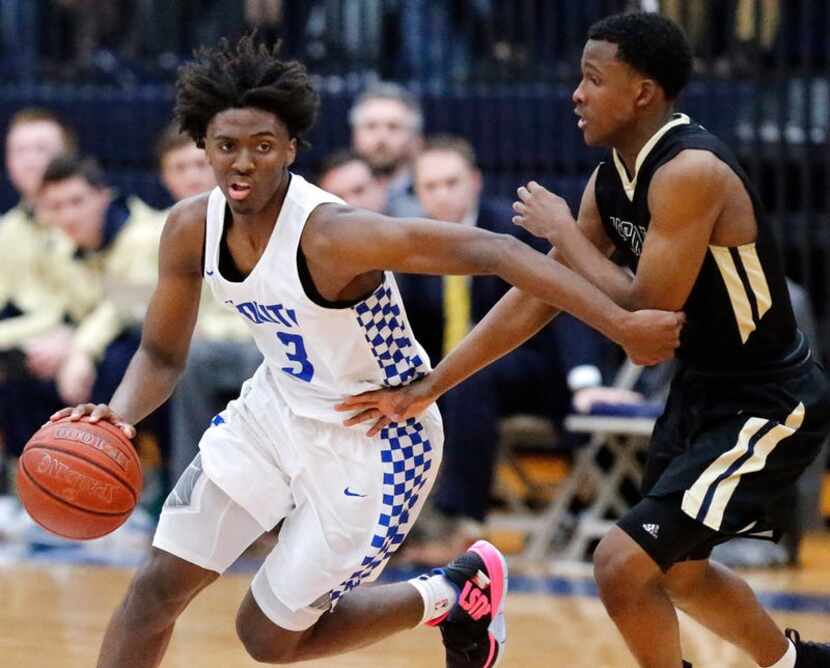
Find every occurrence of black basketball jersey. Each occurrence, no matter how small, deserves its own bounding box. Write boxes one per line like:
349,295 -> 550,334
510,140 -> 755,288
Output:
594,114 -> 799,371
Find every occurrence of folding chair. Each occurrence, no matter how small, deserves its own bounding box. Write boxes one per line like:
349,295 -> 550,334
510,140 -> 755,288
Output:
500,359 -> 657,564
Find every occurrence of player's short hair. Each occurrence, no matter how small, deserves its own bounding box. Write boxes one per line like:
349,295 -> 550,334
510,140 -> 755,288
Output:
348,81 -> 423,133
41,154 -> 107,190
174,34 -> 319,150
155,122 -> 197,166
317,149 -> 365,181
6,107 -> 78,154
420,135 -> 477,168
587,12 -> 692,100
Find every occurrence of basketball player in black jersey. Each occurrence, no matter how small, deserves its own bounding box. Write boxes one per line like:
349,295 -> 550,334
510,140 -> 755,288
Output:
338,12 -> 830,668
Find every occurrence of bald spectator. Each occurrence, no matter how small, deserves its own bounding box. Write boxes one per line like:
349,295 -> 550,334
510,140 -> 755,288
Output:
317,150 -> 387,213
349,82 -> 423,217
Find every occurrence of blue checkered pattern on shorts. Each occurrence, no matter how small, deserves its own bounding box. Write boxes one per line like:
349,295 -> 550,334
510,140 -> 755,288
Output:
353,283 -> 428,386
329,418 -> 434,605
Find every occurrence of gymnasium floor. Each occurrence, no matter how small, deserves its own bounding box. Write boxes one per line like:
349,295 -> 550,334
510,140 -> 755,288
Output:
3,534 -> 830,667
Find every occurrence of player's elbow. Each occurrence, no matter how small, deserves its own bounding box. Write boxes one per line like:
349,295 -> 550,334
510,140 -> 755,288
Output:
626,285 -> 682,313
623,290 -> 647,311
139,339 -> 187,376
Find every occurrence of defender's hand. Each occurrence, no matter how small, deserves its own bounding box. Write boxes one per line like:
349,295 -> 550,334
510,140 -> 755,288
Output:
335,377 -> 437,437
512,181 -> 576,245
620,309 -> 685,366
50,403 -> 136,439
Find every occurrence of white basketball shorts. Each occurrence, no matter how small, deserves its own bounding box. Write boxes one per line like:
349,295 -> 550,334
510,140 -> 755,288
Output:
153,365 -> 444,630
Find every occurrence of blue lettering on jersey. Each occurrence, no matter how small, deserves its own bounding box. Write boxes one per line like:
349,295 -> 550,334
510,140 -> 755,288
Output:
277,331 -> 315,381
235,300 -> 314,382
236,301 -> 298,328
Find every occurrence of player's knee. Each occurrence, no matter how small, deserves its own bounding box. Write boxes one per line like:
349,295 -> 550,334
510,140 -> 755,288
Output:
237,633 -> 293,665
128,550 -> 216,618
662,559 -> 709,603
236,594 -> 305,664
236,622 -> 302,664
593,529 -> 655,615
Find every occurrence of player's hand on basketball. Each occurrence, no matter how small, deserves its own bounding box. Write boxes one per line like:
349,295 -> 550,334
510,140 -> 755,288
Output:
621,309 -> 685,366
335,377 -> 436,437
50,403 -> 136,439
512,181 -> 576,244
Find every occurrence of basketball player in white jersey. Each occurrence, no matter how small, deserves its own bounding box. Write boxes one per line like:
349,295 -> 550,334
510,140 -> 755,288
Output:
53,36 -> 682,667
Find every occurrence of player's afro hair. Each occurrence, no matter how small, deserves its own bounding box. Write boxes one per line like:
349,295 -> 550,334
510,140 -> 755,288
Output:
588,12 -> 692,100
174,34 -> 319,149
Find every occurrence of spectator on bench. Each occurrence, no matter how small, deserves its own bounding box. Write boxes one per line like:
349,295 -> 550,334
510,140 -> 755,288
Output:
0,110 -> 77,487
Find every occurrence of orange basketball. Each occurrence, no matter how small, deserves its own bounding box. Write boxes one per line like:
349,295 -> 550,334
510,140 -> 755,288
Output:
17,418 -> 143,540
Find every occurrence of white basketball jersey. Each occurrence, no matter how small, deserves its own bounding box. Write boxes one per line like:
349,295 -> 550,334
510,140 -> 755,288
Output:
202,175 -> 431,423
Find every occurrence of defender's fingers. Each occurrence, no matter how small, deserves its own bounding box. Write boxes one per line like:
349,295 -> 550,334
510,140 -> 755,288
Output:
335,397 -> 378,411
367,416 -> 392,438
342,408 -> 382,427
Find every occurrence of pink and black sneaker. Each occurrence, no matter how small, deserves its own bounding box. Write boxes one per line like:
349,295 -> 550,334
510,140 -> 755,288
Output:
429,540 -> 508,667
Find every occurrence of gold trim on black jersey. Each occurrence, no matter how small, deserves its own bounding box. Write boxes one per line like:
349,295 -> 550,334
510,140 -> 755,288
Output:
710,243 -> 772,343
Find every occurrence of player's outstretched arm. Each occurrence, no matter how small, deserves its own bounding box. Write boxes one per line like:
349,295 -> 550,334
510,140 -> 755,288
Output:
330,203 -> 683,433
308,204 -> 683,356
51,197 -> 207,435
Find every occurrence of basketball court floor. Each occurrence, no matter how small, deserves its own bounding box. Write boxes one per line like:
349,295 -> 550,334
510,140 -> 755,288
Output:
3,534 -> 830,667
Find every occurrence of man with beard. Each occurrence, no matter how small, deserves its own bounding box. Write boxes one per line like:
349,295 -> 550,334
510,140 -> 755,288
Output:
349,81 -> 423,217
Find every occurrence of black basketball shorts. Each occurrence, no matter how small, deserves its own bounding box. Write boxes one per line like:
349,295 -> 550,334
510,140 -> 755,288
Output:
618,353 -> 830,571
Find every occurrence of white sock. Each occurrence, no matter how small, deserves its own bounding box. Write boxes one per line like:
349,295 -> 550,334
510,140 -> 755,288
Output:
762,638 -> 796,668
408,573 -> 459,625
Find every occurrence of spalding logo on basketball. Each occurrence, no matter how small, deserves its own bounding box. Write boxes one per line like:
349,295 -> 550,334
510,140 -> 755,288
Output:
17,418 -> 143,540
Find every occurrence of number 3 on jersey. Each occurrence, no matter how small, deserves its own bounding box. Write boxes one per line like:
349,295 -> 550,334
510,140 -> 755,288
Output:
277,332 -> 314,382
